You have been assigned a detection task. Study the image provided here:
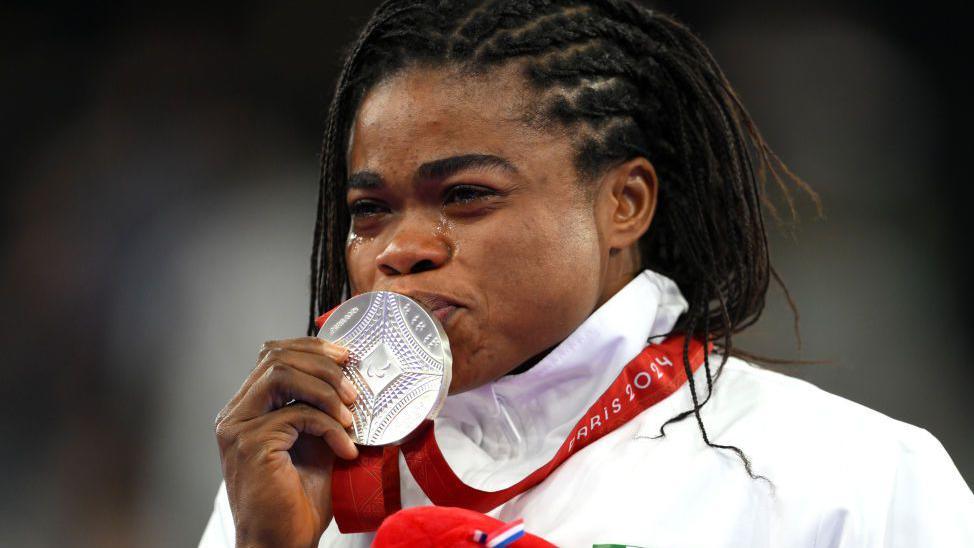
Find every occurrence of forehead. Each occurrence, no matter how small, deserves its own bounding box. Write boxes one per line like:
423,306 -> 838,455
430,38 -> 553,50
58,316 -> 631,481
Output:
346,63 -> 567,176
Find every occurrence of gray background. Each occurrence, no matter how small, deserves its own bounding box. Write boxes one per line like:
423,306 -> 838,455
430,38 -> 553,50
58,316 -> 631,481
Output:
1,1 -> 970,546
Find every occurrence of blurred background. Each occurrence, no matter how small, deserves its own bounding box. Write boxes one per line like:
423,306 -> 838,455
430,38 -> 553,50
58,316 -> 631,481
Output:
1,1 -> 970,546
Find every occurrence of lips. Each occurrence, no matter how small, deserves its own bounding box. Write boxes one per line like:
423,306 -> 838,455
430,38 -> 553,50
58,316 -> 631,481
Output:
431,305 -> 458,324
396,290 -> 463,326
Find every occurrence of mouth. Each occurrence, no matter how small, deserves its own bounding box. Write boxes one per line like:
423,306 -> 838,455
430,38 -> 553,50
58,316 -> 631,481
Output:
397,290 -> 463,326
431,305 -> 458,324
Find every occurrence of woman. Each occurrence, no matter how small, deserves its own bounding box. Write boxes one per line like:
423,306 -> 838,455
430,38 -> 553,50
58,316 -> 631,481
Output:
201,1 -> 974,546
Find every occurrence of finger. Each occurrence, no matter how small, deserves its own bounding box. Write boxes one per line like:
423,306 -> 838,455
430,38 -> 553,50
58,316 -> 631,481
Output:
223,341 -> 355,419
262,349 -> 357,403
233,363 -> 355,426
245,403 -> 358,461
230,346 -> 357,412
254,338 -> 349,389
258,337 -> 348,364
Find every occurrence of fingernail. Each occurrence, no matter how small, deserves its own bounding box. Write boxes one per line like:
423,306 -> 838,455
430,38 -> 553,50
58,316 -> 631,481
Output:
340,378 -> 358,402
340,406 -> 354,427
331,346 -> 350,363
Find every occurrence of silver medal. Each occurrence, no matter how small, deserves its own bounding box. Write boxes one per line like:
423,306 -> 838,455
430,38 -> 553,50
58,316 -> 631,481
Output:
317,291 -> 452,446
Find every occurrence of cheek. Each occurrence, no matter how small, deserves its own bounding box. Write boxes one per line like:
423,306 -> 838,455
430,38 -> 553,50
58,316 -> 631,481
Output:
471,206 -> 603,347
519,211 -> 602,309
481,205 -> 599,274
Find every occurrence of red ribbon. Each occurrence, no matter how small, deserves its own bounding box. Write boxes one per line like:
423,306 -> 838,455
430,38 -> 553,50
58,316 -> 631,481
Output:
315,311 -> 707,533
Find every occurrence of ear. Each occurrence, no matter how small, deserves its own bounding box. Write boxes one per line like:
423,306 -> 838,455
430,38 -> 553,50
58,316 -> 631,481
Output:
596,157 -> 658,251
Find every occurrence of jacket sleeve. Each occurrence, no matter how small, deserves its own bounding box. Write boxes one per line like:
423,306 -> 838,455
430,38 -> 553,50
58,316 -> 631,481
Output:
198,482 -> 235,548
880,428 -> 974,547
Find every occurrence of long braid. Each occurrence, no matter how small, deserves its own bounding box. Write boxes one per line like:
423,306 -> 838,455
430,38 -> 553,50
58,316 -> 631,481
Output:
308,0 -> 434,335
310,0 -> 817,478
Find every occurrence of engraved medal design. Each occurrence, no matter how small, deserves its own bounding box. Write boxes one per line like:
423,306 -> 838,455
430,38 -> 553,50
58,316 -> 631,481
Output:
317,291 -> 452,446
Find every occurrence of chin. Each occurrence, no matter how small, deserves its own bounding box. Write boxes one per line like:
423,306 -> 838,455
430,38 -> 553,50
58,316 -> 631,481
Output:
446,358 -> 476,395
446,356 -> 491,396
442,320 -> 519,394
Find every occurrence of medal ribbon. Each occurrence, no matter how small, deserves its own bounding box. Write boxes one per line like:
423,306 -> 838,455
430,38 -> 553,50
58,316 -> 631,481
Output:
315,312 -> 707,533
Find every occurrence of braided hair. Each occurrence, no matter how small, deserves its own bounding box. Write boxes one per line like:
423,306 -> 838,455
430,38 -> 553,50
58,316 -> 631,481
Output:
309,0 -> 817,479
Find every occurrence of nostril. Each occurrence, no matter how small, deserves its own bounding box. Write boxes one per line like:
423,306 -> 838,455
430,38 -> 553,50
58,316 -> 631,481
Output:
410,259 -> 436,274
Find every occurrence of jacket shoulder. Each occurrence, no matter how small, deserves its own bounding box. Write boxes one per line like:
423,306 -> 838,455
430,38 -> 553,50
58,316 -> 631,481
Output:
709,357 -> 932,453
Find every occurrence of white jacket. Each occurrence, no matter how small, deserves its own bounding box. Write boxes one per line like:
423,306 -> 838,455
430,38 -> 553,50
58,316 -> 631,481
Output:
200,270 -> 974,547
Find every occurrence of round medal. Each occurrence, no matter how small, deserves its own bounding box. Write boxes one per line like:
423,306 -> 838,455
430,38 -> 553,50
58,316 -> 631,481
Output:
317,291 -> 452,446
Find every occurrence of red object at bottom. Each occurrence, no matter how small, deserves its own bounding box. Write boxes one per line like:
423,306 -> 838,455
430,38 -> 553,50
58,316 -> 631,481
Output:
373,506 -> 556,547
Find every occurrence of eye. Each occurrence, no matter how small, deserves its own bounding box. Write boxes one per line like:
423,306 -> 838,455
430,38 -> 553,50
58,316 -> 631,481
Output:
348,199 -> 389,217
443,184 -> 496,205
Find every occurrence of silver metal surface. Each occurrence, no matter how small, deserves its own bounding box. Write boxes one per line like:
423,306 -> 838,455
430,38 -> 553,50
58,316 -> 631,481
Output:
317,291 -> 452,446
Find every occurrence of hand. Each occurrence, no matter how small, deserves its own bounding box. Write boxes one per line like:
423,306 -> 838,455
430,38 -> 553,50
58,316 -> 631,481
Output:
215,337 -> 359,548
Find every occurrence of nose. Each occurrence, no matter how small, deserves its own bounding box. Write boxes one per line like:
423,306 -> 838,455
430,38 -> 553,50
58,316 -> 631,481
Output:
375,219 -> 450,276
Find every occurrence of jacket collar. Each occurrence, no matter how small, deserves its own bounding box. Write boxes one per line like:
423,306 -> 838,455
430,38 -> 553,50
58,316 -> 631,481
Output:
432,269 -> 689,491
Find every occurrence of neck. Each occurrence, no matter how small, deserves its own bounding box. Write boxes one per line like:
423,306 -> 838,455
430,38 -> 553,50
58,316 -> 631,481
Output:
597,246 -> 642,309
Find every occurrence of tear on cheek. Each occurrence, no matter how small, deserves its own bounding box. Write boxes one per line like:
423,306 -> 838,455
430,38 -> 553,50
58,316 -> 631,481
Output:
346,230 -> 372,255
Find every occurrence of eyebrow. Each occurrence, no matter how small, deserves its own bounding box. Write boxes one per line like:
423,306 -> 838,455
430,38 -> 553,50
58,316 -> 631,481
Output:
346,153 -> 518,191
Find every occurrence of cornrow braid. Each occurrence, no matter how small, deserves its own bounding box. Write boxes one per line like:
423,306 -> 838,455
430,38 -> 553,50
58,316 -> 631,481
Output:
309,0 -> 818,478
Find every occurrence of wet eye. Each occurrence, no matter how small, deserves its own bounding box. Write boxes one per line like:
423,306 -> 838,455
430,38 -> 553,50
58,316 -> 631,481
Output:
444,184 -> 495,205
348,199 -> 388,217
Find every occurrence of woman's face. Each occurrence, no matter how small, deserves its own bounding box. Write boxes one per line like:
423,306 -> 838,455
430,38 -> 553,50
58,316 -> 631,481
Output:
344,63 -> 631,394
